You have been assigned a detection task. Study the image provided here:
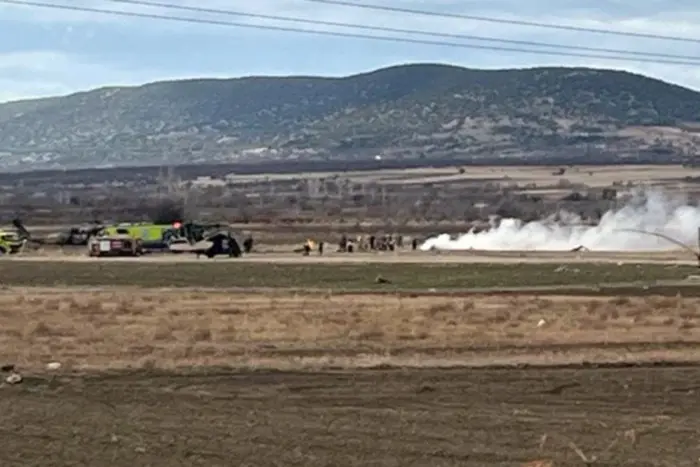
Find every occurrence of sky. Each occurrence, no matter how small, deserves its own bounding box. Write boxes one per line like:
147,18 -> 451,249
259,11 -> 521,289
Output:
1,0 -> 700,103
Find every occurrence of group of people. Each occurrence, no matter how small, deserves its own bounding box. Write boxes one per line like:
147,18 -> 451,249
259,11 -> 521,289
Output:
301,233 -> 420,256
338,234 -> 402,252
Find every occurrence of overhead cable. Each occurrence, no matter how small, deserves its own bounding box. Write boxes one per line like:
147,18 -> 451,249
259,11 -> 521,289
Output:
101,0 -> 700,62
303,0 -> 700,44
2,0 -> 699,66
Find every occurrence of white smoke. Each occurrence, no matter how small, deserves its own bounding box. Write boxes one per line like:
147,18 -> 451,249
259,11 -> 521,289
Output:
419,189 -> 700,252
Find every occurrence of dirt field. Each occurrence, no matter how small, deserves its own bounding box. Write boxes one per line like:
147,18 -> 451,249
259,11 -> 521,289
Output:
223,164 -> 700,190
3,288 -> 700,466
214,163 -> 700,203
3,365 -> 699,466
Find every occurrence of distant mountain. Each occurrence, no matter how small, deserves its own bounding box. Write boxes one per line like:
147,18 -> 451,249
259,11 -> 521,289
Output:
1,63 -> 700,170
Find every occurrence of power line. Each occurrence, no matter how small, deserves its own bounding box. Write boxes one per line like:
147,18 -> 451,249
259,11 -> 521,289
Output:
101,0 -> 700,62
2,0 -> 700,66
304,0 -> 700,45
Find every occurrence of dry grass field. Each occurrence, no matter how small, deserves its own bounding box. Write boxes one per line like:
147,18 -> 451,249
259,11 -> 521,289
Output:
224,164 -> 700,191
3,287 -> 700,466
5,288 -> 700,371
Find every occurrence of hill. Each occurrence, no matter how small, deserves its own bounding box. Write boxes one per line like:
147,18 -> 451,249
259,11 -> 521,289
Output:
1,63 -> 700,170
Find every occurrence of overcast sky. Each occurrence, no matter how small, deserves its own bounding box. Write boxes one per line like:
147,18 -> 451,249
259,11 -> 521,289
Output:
1,0 -> 700,102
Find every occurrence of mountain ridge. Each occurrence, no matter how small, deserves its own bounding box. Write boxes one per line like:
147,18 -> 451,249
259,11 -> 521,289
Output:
1,62 -> 699,170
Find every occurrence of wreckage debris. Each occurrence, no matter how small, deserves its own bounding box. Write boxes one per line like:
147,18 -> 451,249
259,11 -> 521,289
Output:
1,364 -> 21,385
375,275 -> 391,284
5,372 -> 22,384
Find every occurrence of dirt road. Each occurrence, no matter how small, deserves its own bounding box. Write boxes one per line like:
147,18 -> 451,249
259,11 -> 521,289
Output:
2,364 -> 697,466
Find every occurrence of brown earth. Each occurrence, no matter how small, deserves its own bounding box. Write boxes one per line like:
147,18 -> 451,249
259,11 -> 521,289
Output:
5,288 -> 700,466
3,365 -> 700,466
225,164 -> 700,190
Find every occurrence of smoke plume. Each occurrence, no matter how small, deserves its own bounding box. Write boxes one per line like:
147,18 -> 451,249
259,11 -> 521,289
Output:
420,189 -> 700,252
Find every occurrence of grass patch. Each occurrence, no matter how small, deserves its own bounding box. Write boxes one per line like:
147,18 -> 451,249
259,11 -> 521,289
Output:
0,261 -> 696,289
4,288 -> 700,370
